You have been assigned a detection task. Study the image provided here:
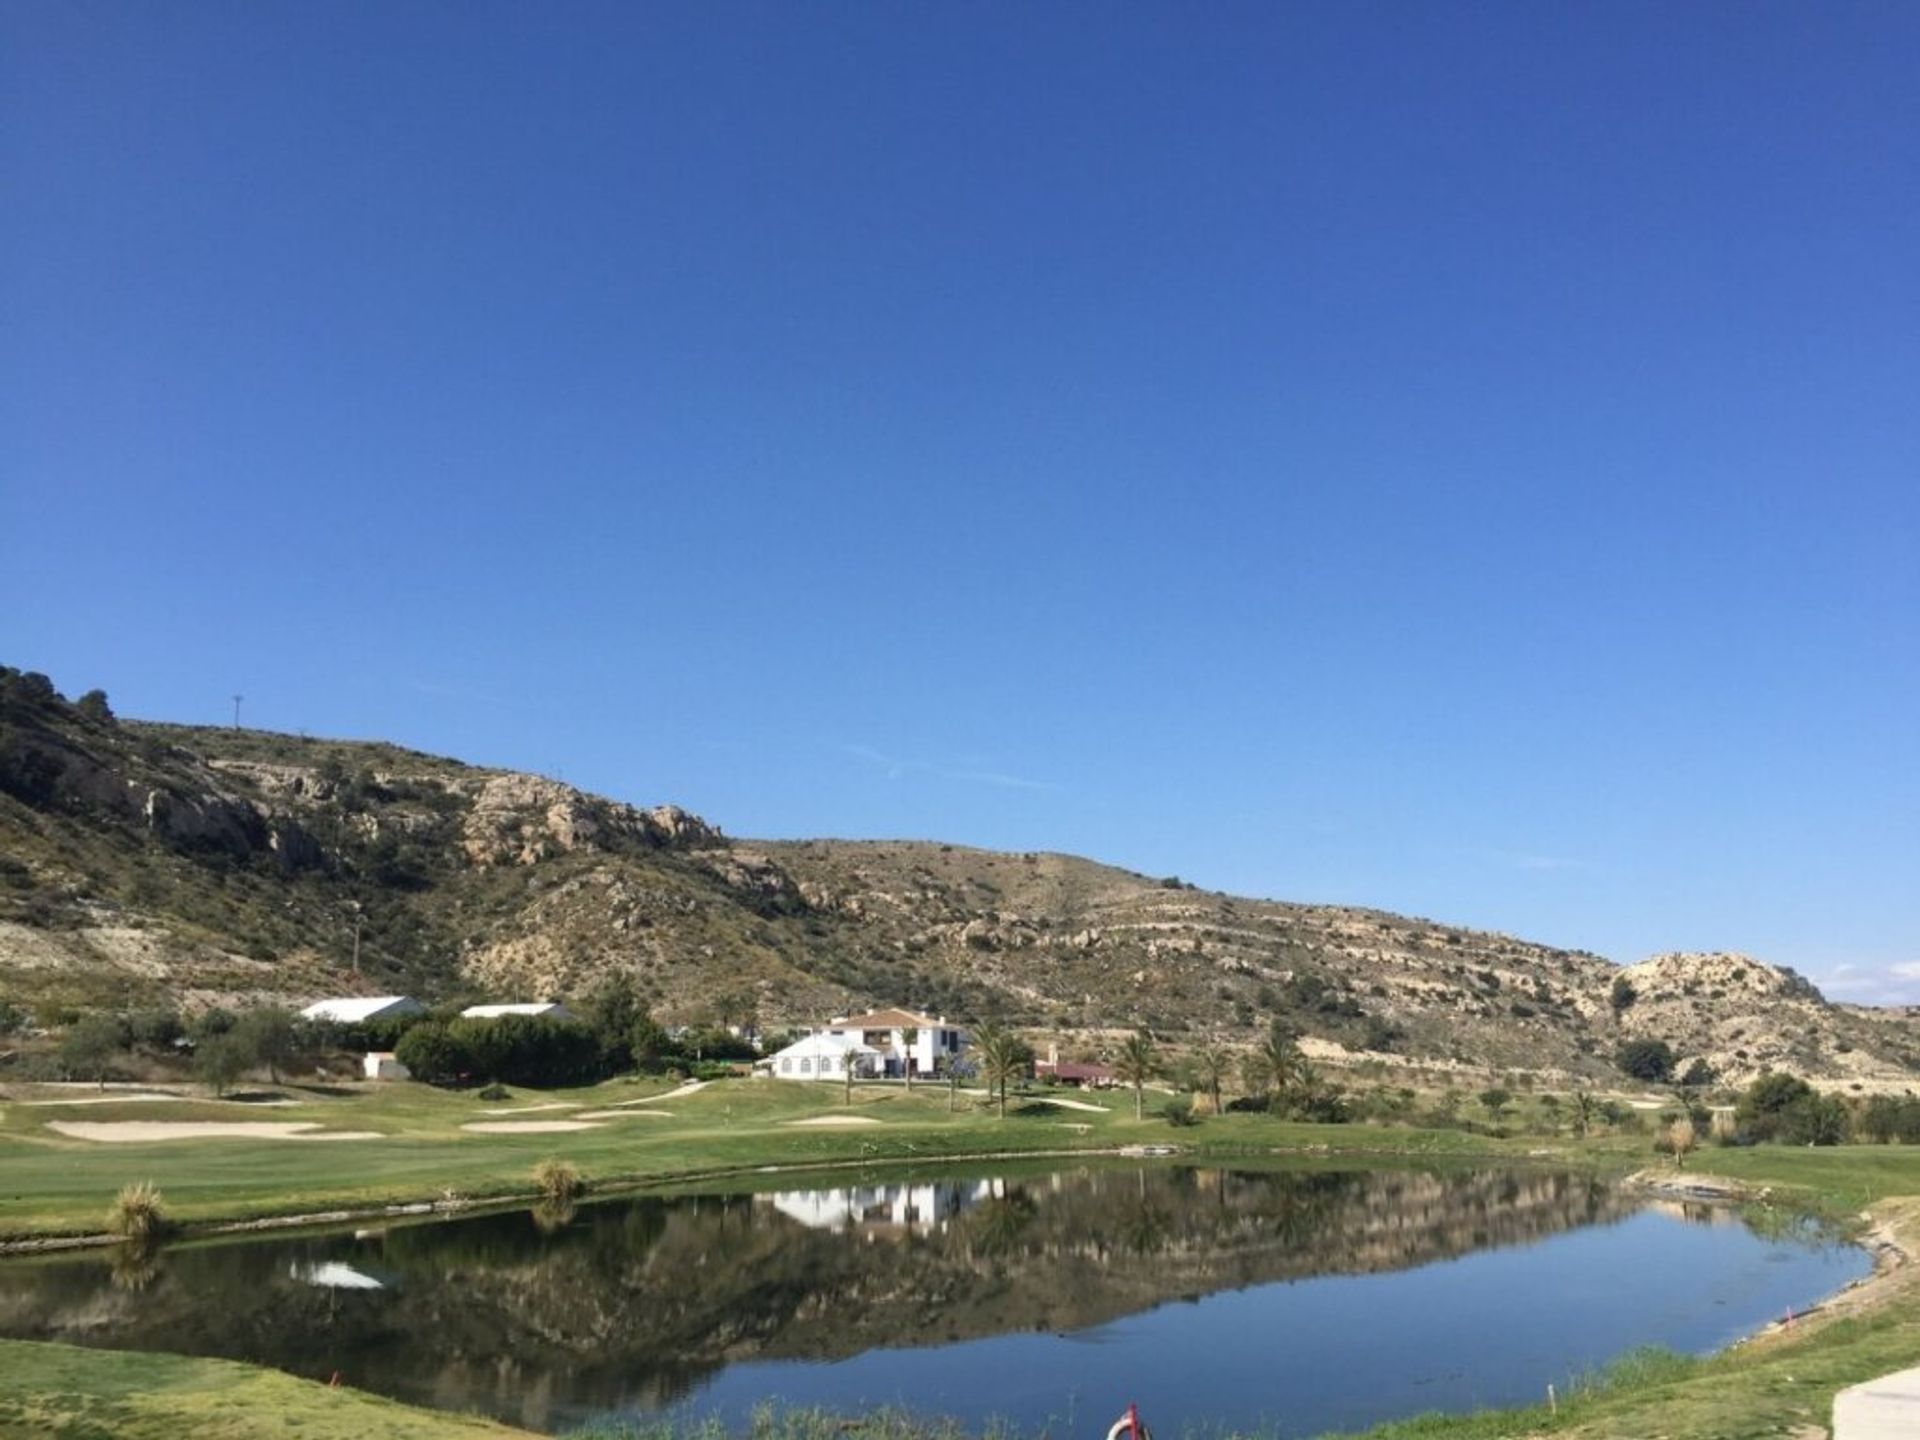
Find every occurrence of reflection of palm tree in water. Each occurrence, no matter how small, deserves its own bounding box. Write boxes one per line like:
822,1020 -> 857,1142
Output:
966,1188 -> 1038,1256
106,1238 -> 162,1293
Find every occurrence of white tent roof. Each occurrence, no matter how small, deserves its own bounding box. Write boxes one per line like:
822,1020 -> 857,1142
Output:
460,1002 -> 572,1019
759,1031 -> 882,1064
298,996 -> 420,1024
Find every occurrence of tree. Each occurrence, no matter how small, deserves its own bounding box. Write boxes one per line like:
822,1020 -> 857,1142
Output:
195,1032 -> 251,1095
972,1024 -> 1022,1119
1663,1116 -> 1697,1169
1190,1044 -> 1232,1116
1615,1038 -> 1676,1082
1609,975 -> 1637,1022
901,1026 -> 919,1091
75,689 -> 114,724
1114,1030 -> 1159,1120
235,1007 -> 299,1084
60,1015 -> 128,1088
1571,1089 -> 1595,1137
944,1054 -> 976,1113
630,1010 -> 671,1071
1248,1020 -> 1305,1114
584,973 -> 644,1071
842,1045 -> 860,1104
1479,1087 -> 1513,1121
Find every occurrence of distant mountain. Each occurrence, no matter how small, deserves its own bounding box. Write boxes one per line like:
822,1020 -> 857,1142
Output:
2,663 -> 1913,1083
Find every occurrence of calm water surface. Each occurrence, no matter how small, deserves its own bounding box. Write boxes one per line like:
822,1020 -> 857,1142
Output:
0,1164 -> 1867,1437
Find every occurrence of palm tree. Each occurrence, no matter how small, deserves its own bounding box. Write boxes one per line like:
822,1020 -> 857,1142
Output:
1572,1088 -> 1595,1137
943,1054 -> 976,1113
973,1024 -> 1021,1118
1114,1030 -> 1158,1120
1190,1044 -> 1232,1116
1253,1022 -> 1304,1115
901,1026 -> 919,1091
842,1047 -> 860,1105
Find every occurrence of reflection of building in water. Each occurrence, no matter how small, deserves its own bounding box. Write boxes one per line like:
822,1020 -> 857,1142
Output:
291,1260 -> 387,1290
760,1179 -> 1000,1234
1645,1199 -> 1741,1227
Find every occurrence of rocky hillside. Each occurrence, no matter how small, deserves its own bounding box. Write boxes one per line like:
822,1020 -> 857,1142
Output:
1,664 -> 1913,1083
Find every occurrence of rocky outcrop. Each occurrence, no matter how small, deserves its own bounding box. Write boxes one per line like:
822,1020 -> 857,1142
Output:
460,774 -> 720,866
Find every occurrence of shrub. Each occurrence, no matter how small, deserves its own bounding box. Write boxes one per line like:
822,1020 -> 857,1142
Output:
128,1009 -> 183,1049
477,1083 -> 512,1102
1736,1072 -> 1851,1145
1163,1094 -> 1198,1127
532,1158 -> 582,1204
1609,975 -> 1637,1016
395,1021 -> 467,1085
107,1181 -> 168,1241
1616,1038 -> 1676,1082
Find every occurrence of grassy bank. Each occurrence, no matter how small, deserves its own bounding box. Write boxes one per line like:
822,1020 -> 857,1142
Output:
0,1074 -> 1517,1241
0,1338 -> 528,1438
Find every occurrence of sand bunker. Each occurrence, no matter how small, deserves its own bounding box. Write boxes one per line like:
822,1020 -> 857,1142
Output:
47,1121 -> 384,1143
574,1108 -> 673,1120
784,1115 -> 882,1128
460,1120 -> 603,1134
478,1102 -> 581,1116
24,1093 -> 180,1107
1025,1096 -> 1108,1112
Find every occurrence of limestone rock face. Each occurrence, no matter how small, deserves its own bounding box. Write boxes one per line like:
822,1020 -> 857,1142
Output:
460,774 -> 720,866
694,848 -> 806,912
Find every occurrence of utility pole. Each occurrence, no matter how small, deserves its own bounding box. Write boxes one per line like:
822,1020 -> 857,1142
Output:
231,694 -> 244,729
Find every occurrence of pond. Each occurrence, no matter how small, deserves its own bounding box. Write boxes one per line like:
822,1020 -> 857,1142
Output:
0,1163 -> 1868,1437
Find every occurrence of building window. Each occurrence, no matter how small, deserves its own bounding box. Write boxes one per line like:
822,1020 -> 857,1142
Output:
781,1059 -> 793,1074
801,1058 -> 813,1074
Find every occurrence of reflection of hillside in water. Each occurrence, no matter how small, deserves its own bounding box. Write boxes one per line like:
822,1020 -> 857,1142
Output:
0,1166 -> 1631,1432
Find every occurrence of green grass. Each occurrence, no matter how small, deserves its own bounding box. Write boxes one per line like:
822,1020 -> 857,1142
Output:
0,1076 -> 1527,1240
0,1338 -> 530,1438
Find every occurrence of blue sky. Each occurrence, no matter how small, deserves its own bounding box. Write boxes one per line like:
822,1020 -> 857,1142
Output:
4,3 -> 1915,995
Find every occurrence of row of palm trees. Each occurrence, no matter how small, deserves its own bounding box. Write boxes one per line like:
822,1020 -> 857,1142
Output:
963,1020 -> 1315,1121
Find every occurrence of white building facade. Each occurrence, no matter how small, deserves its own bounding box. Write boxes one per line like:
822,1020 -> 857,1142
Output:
759,1009 -> 965,1081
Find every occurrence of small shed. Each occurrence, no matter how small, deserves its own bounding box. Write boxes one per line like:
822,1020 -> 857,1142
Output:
363,1051 -> 410,1081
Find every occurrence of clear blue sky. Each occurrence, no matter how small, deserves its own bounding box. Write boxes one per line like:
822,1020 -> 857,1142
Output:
5,3 -> 1915,994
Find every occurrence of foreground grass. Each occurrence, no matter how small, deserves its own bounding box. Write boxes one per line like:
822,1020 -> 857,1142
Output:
0,1338 -> 528,1438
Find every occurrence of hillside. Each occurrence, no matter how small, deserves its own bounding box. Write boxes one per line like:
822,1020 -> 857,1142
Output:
1,664 -> 1914,1083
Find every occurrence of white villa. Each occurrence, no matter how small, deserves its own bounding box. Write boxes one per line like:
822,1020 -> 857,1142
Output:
759,1008 -> 965,1082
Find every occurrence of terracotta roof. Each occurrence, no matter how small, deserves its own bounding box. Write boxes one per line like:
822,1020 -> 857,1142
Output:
834,1008 -> 943,1029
